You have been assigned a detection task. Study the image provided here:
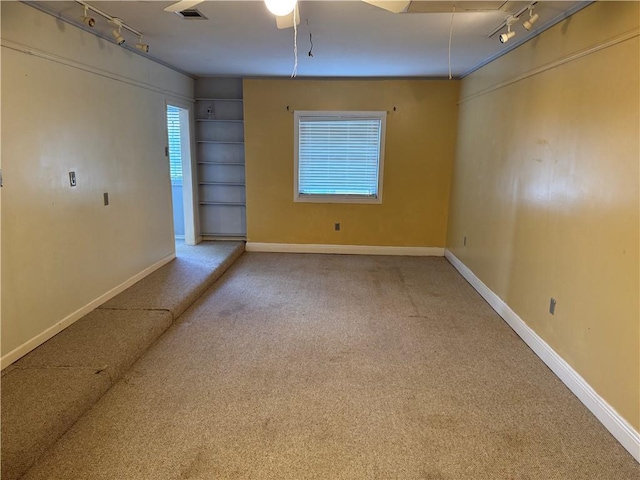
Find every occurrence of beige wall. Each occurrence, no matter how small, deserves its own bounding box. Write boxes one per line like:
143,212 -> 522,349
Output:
1,3 -> 194,363
447,2 -> 639,429
243,79 -> 459,246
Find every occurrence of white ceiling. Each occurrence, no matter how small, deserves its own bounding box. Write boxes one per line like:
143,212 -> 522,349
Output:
29,1 -> 587,78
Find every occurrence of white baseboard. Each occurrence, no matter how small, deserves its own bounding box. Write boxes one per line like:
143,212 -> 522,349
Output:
0,253 -> 176,370
444,249 -> 640,463
246,243 -> 444,256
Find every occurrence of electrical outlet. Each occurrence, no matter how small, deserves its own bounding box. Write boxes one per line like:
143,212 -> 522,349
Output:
334,223 -> 340,231
69,171 -> 77,187
103,192 -> 109,206
549,298 -> 556,315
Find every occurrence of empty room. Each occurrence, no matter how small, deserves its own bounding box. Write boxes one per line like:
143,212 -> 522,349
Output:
1,0 -> 638,478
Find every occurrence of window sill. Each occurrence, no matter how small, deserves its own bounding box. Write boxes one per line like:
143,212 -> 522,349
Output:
294,194 -> 382,205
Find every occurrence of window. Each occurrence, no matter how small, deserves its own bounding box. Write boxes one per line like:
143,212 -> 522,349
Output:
294,111 -> 386,203
166,105 -> 182,185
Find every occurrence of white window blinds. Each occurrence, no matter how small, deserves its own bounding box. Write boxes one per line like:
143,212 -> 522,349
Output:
166,105 -> 182,182
296,112 -> 385,202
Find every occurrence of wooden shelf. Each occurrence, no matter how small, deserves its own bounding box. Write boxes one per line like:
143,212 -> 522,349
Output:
195,80 -> 246,240
195,98 -> 243,102
196,119 -> 244,123
200,201 -> 246,206
199,182 -> 245,186
197,161 -> 244,166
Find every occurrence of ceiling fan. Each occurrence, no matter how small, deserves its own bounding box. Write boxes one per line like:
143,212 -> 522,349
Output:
164,1 -> 523,28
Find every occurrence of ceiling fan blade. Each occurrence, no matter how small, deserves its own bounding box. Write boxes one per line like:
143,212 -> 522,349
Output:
361,1 -> 411,14
362,1 -> 510,14
164,0 -> 204,13
275,3 -> 300,29
406,1 -> 512,13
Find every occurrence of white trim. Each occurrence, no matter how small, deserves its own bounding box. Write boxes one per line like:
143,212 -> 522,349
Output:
246,243 -> 444,256
1,39 -> 194,104
460,1 -> 593,79
459,27 -> 640,103
444,249 -> 640,463
0,253 -> 176,370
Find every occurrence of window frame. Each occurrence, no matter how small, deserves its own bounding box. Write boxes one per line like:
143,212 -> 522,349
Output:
293,110 -> 386,204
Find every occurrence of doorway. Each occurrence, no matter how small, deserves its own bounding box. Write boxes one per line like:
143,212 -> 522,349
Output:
166,103 -> 197,245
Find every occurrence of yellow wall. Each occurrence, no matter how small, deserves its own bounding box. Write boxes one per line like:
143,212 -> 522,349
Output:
447,2 -> 639,429
1,3 -> 193,363
243,79 -> 459,246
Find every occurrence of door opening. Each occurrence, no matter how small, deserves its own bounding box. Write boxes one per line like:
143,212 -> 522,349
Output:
166,103 -> 197,245
167,105 -> 184,240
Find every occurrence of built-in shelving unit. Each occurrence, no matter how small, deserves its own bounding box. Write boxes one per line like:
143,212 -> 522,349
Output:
194,78 -> 246,240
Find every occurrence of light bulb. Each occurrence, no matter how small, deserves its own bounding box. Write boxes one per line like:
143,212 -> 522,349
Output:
264,0 -> 297,16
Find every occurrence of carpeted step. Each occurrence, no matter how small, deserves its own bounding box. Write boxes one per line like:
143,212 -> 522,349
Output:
100,241 -> 244,319
1,309 -> 171,480
1,241 -> 245,480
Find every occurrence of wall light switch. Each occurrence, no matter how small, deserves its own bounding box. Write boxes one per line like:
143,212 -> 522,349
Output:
549,298 -> 556,315
69,171 -> 77,187
103,192 -> 109,206
335,223 -> 340,231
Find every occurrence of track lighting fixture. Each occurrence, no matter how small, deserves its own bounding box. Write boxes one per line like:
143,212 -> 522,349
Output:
499,16 -> 517,43
81,5 -> 95,27
136,36 -> 150,53
523,6 -> 539,31
76,1 -> 148,52
264,0 -> 297,17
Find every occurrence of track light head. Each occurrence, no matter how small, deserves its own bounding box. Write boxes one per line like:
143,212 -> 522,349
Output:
135,38 -> 150,53
523,12 -> 539,31
112,29 -> 125,45
81,6 -> 95,27
81,15 -> 96,27
499,16 -> 517,44
499,30 -> 516,43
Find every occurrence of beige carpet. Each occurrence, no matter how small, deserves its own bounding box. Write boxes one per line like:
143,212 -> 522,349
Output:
2,241 -> 244,480
21,253 -> 639,479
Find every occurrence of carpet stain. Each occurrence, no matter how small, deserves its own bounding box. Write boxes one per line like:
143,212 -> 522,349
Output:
420,469 -> 446,479
262,417 -> 272,430
180,450 -> 205,479
219,303 -> 247,317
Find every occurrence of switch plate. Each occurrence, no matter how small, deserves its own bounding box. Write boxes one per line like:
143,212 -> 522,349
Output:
69,171 -> 77,187
549,298 -> 556,315
103,192 -> 109,206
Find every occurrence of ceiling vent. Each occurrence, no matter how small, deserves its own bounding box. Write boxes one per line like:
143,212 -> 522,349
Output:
175,9 -> 207,19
